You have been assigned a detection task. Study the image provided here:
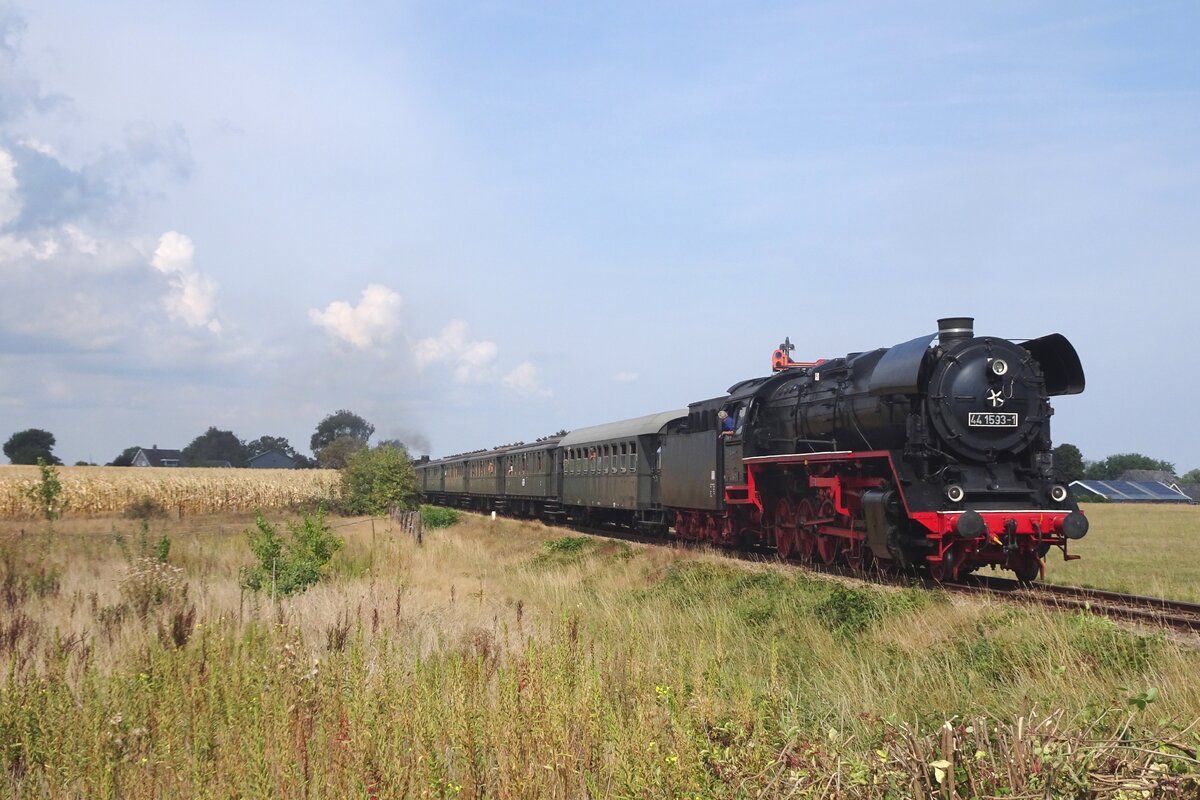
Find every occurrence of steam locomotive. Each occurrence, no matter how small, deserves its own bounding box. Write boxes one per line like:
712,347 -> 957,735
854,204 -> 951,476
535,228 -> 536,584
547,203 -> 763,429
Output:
417,317 -> 1088,582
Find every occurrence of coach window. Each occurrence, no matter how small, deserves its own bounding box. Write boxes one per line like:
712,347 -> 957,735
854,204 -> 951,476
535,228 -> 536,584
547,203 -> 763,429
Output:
630,442 -> 637,472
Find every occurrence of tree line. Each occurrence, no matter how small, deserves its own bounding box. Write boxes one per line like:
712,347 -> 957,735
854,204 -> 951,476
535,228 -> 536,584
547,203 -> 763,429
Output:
1052,443 -> 1199,484
3,409 -> 411,470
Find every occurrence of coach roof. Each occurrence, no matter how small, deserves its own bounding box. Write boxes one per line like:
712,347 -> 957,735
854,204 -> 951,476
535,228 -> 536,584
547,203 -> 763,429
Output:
558,409 -> 687,448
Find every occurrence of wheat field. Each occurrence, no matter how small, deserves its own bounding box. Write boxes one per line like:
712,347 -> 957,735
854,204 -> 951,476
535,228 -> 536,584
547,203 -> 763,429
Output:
0,465 -> 341,517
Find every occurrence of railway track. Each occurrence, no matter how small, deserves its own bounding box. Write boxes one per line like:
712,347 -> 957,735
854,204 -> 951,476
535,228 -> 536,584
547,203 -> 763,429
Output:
949,576 -> 1200,634
552,517 -> 1200,634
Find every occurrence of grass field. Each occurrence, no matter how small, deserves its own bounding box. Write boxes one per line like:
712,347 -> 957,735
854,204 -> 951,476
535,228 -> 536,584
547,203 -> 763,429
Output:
0,465 -> 341,517
1,510 -> 1198,797
1043,503 -> 1200,603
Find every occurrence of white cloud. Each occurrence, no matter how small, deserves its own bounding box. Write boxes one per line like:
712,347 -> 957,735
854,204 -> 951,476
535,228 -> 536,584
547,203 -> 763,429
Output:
613,371 -> 639,383
0,147 -> 21,228
413,319 -> 499,382
308,283 -> 401,349
502,361 -> 552,397
151,230 -> 194,274
151,231 -> 221,332
0,231 -> 57,262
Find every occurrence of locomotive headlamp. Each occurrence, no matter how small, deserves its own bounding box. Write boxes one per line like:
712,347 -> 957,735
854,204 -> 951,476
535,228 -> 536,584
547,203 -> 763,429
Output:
989,358 -> 1009,377
1050,485 -> 1068,503
945,484 -> 965,503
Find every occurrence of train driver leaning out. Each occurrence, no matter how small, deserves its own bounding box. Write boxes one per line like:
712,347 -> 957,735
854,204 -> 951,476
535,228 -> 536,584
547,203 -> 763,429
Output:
719,410 -> 736,437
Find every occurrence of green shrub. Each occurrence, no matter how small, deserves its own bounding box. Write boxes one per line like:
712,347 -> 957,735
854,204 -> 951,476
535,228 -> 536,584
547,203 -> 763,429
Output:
239,509 -> 343,597
814,585 -> 884,635
420,505 -> 460,529
25,457 -> 68,522
339,444 -> 418,515
531,536 -> 594,568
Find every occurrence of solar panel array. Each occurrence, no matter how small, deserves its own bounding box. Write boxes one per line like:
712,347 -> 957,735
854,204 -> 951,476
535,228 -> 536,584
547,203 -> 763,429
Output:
1070,480 -> 1192,502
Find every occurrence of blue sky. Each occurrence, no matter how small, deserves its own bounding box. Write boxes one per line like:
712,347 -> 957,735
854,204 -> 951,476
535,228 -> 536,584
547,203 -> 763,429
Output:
1,1 -> 1197,470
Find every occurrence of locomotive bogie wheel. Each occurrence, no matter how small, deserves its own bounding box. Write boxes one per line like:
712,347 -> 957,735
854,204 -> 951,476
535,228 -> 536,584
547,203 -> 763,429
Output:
1012,554 -> 1042,585
926,547 -> 960,583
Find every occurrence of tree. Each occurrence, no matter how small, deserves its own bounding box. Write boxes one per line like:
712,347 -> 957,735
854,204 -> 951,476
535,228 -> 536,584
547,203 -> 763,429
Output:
316,436 -> 367,469
339,443 -> 418,515
1182,468 -> 1200,484
3,429 -> 61,465
310,410 -> 374,458
182,427 -> 248,467
246,435 -> 298,459
1082,453 -> 1176,481
239,510 -> 343,597
109,446 -> 141,467
1052,443 -> 1085,483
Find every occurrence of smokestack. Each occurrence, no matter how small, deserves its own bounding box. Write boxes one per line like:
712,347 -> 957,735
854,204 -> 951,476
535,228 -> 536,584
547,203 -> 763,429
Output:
937,317 -> 974,345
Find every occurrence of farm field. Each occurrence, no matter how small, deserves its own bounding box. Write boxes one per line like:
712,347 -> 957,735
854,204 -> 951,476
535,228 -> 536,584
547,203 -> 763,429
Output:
1,510 -> 1198,797
0,464 -> 341,517
1043,504 -> 1200,604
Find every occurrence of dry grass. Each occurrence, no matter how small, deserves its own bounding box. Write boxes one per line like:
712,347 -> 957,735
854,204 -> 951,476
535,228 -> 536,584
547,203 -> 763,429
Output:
0,465 -> 340,517
0,510 -> 1198,797
1044,503 -> 1200,602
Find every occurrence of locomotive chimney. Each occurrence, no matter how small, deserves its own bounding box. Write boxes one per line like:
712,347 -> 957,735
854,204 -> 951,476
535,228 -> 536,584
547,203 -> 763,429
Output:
937,317 -> 974,345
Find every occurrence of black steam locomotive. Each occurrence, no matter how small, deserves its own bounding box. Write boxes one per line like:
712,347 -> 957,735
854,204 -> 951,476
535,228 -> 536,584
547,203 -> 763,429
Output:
417,317 -> 1088,582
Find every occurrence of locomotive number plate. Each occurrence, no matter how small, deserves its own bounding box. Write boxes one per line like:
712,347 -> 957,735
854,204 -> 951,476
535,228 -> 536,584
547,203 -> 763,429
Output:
968,412 -> 1018,427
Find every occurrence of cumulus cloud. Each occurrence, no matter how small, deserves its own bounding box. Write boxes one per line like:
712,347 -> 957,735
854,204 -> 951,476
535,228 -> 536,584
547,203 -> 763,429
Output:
413,319 -> 499,382
151,230 -> 194,274
0,10 -> 226,365
502,362 -> 552,397
151,232 -> 222,332
308,283 -> 402,349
